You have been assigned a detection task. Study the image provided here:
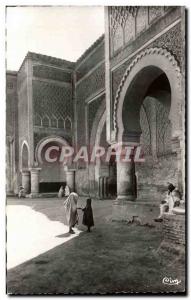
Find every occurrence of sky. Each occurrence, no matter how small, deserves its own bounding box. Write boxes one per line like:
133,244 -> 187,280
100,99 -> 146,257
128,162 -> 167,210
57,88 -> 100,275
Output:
6,6 -> 105,71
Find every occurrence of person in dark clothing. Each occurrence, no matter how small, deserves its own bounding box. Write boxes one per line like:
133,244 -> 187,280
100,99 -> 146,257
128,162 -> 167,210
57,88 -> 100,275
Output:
82,198 -> 94,232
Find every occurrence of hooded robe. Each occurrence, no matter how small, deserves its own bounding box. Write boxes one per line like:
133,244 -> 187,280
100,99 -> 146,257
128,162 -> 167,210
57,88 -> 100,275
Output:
63,192 -> 78,227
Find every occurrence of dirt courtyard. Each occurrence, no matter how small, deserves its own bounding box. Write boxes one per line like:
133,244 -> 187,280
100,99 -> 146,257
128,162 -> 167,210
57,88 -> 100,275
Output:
6,197 -> 185,294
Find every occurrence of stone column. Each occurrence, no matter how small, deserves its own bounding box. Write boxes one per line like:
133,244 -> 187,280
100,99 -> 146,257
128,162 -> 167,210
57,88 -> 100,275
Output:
30,168 -> 41,196
21,170 -> 30,194
112,143 -> 138,221
116,159 -> 136,202
66,169 -> 75,192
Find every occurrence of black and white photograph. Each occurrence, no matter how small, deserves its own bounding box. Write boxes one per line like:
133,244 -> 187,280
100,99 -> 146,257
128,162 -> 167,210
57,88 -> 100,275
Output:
4,3 -> 186,295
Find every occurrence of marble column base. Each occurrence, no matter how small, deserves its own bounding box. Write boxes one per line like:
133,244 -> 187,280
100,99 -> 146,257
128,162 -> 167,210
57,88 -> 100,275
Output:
21,170 -> 30,194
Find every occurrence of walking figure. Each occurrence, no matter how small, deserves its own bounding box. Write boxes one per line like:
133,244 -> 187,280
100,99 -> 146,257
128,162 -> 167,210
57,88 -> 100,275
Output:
63,192 -> 79,234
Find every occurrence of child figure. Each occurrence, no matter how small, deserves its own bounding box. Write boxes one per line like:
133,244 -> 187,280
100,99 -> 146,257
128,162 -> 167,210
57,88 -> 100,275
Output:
82,198 -> 94,232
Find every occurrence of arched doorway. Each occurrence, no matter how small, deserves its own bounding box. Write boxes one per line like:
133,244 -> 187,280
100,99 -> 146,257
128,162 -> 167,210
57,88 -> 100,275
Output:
113,48 -> 183,204
35,136 -> 72,193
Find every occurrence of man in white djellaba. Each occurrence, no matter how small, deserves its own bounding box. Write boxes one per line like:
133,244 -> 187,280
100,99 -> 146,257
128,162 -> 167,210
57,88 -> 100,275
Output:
155,183 -> 182,221
63,191 -> 79,234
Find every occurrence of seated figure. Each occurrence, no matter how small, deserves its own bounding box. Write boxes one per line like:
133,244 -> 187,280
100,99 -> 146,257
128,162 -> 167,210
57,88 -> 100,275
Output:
18,186 -> 25,198
155,183 -> 181,221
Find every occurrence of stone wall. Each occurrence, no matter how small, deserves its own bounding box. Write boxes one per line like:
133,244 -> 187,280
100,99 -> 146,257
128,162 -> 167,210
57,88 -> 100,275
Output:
31,56 -> 75,186
6,72 -> 18,137
109,7 -> 181,66
75,37 -> 106,192
75,35 -> 104,81
136,154 -> 178,202
32,80 -> 73,146
136,95 -> 178,201
75,169 -> 89,196
157,214 -> 185,263
75,63 -> 105,102
6,72 -> 19,193
75,61 -> 105,147
163,214 -> 185,245
17,59 -> 34,176
32,55 -> 74,148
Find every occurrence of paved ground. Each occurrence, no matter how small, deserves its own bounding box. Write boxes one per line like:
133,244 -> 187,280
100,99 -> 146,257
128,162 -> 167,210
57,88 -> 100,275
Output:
6,197 -> 185,295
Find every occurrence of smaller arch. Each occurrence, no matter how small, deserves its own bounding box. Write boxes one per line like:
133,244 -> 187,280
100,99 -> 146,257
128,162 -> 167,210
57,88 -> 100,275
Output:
57,116 -> 65,128
42,114 -> 50,127
64,116 -> 72,131
35,135 -> 70,165
21,140 -> 30,170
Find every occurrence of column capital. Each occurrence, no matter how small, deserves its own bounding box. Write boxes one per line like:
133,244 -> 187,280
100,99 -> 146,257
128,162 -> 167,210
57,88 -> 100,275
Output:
29,168 -> 41,173
21,169 -> 30,175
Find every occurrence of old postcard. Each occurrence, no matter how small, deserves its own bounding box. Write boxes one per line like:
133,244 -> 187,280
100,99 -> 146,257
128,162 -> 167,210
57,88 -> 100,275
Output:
6,5 -> 186,295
